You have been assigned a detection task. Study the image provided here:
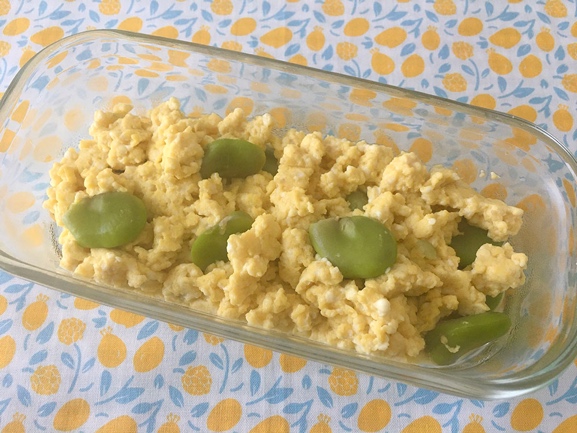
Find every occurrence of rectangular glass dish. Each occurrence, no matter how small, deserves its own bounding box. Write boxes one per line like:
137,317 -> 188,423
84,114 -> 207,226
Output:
0,30 -> 576,399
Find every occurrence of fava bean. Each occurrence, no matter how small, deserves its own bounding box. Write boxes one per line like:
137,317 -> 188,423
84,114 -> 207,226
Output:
62,191 -> 147,249
263,146 -> 278,176
450,220 -> 501,269
309,216 -> 397,279
425,312 -> 511,365
200,138 -> 266,179
346,190 -> 368,211
190,211 -> 254,271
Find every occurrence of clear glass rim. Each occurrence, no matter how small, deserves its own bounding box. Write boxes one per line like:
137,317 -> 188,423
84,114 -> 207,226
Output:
1,29 -> 576,399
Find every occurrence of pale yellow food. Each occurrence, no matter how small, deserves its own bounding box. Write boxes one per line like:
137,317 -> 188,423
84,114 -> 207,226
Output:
44,97 -> 528,360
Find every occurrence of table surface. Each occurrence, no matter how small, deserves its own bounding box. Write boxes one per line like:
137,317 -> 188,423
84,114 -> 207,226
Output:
1,1 -> 577,432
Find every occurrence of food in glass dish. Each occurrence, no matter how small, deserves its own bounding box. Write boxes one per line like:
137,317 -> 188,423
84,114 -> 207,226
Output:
43,97 -> 528,363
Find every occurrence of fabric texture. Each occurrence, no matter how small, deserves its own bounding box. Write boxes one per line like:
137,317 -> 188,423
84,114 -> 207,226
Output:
0,0 -> 577,432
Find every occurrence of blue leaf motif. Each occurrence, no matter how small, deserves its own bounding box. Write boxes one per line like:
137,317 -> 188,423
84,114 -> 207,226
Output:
557,64 -> 569,74
137,321 -> 159,340
183,330 -> 198,344
374,2 -> 382,16
438,44 -> 450,60
191,402 -> 209,417
82,357 -> 96,373
549,379 -> 559,396
231,358 -> 243,374
0,319 -> 13,335
302,374 -> 312,390
138,78 -> 149,96
537,12 -> 551,24
322,45 -> 333,61
462,65 -> 474,76
250,370 -> 261,396
263,1 -> 271,15
210,353 -> 224,370
555,46 -> 565,61
386,10 -> 407,21
263,386 -> 293,404
116,387 -> 144,404
498,76 -> 507,92
500,12 -> 519,21
285,43 -> 300,57
194,88 -> 208,103
162,10 -> 182,19
517,44 -> 531,57
316,386 -> 333,408
332,20 -> 344,29
0,272 -> 13,284
18,171 -> 43,184
313,10 -> 325,23
29,350 -> 48,365
433,86 -> 448,98
425,10 -> 438,23
3,374 -> 13,388
485,2 -> 494,15
341,403 -> 358,418
439,63 -> 451,73
89,10 -> 100,23
169,386 -> 184,408
17,385 -> 32,407
201,10 -> 213,22
61,352 -> 75,370
38,0 -> 47,15
100,371 -> 112,396
0,399 -> 9,417
218,19 -> 231,28
38,402 -> 56,417
154,374 -> 164,389
433,402 -> 453,414
470,399 -> 485,408
446,19 -> 458,28
493,402 -> 510,417
132,402 -> 154,414
283,402 -> 308,414
412,389 -> 439,405
150,0 -> 159,15
179,351 -> 197,366
401,43 -> 416,56
36,322 -> 54,344
554,87 -> 569,101
274,10 -> 295,20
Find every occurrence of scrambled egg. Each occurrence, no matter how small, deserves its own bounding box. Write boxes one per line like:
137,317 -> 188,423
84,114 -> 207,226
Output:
44,97 -> 528,360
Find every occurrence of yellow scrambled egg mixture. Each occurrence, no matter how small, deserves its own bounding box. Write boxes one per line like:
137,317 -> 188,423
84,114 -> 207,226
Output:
44,97 -> 528,359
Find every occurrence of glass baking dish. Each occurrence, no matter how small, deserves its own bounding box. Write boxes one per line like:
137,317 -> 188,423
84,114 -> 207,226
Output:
0,30 -> 575,399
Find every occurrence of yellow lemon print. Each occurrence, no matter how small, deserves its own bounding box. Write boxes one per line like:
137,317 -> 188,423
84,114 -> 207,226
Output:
374,26 -> 407,48
168,323 -> 184,332
57,317 -> 86,345
152,26 -> 179,39
567,42 -> 577,59
489,28 -> 521,48
99,0 -> 121,15
117,17 -> 142,32
344,17 -> 370,37
401,416 -> 442,433
433,0 -> 457,15
453,158 -> 477,184
328,367 -> 358,396
0,294 -> 6,315
11,100 -> 30,124
487,49 -> 513,75
230,17 -> 256,36
98,327 -> 127,368
401,54 -> 425,78
519,54 -> 542,78
421,26 -> 440,50
511,398 -> 544,431
370,48 -> 394,75
310,414 -> 332,433
544,0 -> 567,17
30,365 -> 61,395
338,123 -> 361,141
358,399 -> 391,432
288,54 -> 307,65
0,41 -> 10,58
110,308 -> 145,328
226,96 -> 254,115
53,398 -> 90,432
508,105 -> 537,122
458,17 -> 483,36
307,26 -> 325,51
255,47 -> 275,58
563,178 -> 576,207
572,22 -> 577,37
2,413 -> 25,433
443,72 -> 468,92
409,137 -> 433,162
0,335 -> 16,369
206,399 -> 242,432
250,415 -> 290,433
3,17 -> 30,36
374,130 -> 400,154
553,104 -> 574,132
133,336 -> 164,373
279,353 -> 307,372
350,88 -> 377,106
536,28 -> 555,52
553,415 -> 577,433
203,333 -> 225,345
481,183 -> 508,201
30,26 -> 64,47
73,297 -> 99,310
260,27 -> 293,48
211,0 -> 233,15
19,47 -> 36,67
337,42 -> 359,60
192,25 -> 211,45
6,191 -> 34,212
562,74 -> 577,92
221,40 -> 242,51
182,365 -> 212,395
471,93 -> 496,110
244,344 -> 273,368
158,414 -> 180,433
0,0 -> 10,15
452,41 -> 474,60
322,0 -> 345,16
269,107 -> 290,128
95,415 -> 138,433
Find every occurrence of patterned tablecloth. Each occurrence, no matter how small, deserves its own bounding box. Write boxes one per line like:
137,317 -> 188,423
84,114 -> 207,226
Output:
1,1 -> 577,432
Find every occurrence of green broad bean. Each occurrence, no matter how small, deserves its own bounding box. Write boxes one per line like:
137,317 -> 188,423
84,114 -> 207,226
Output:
308,216 -> 397,279
345,190 -> 368,211
200,138 -> 266,179
450,219 -> 501,269
262,146 -> 278,176
62,191 -> 147,249
425,311 -> 511,365
190,211 -> 254,271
